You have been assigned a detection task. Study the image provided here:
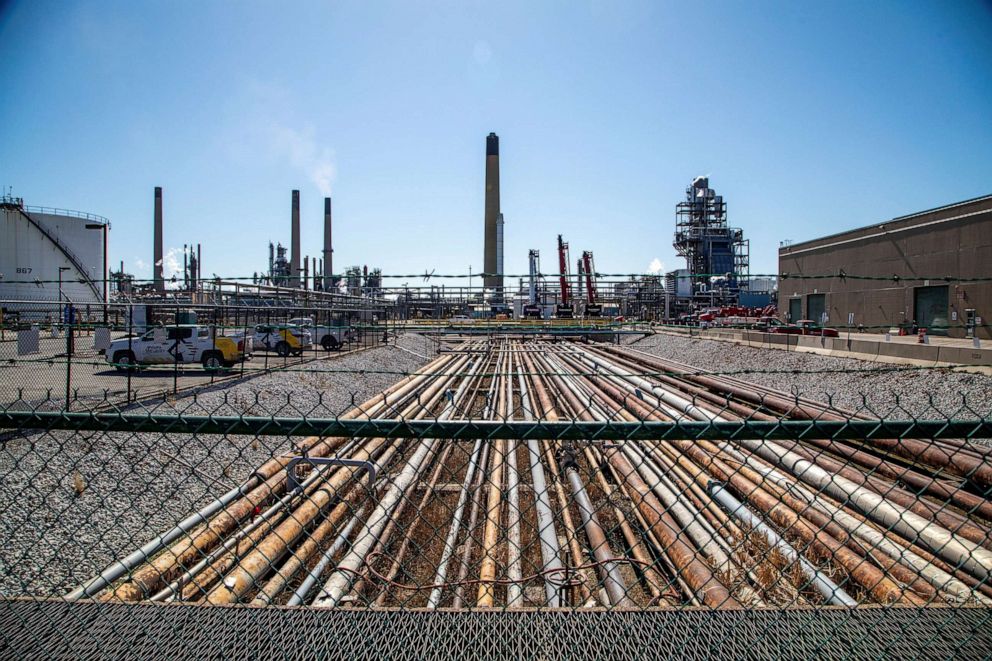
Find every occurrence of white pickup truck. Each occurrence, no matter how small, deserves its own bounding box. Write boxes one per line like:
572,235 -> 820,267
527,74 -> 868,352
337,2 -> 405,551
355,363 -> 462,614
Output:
288,317 -> 356,351
106,325 -> 251,370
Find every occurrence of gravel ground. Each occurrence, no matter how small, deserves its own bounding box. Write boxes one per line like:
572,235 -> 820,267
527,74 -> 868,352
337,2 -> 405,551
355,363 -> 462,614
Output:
0,343 -> 429,596
392,331 -> 439,360
623,332 -> 992,419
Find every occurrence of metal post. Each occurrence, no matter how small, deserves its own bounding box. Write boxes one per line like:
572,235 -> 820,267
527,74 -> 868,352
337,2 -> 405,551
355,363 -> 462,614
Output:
64,306 -> 72,411
210,304 -> 217,386
174,301 -> 179,394
58,267 -> 71,410
241,304 -> 249,379
126,304 -> 133,402
264,308 -> 270,373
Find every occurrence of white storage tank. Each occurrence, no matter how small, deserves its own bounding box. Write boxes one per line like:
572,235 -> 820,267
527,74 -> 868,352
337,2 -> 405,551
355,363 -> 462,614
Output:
0,195 -> 109,305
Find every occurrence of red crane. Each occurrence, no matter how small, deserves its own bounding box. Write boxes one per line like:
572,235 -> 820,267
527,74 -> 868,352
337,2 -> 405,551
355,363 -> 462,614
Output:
581,250 -> 597,304
557,234 -> 571,306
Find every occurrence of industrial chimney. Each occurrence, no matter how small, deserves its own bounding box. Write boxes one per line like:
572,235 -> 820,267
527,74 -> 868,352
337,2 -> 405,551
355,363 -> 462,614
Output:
496,212 -> 504,289
291,189 -> 301,288
323,197 -> 333,291
483,133 -> 501,290
153,186 -> 164,292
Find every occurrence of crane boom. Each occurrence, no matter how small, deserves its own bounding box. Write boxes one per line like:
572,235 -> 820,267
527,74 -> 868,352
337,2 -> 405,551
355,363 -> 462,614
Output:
582,251 -> 597,304
528,249 -> 539,304
576,257 -> 584,307
557,235 -> 571,306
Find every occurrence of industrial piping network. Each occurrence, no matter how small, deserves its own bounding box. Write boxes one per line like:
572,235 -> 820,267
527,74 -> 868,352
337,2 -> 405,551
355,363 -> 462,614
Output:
74,338 -> 992,609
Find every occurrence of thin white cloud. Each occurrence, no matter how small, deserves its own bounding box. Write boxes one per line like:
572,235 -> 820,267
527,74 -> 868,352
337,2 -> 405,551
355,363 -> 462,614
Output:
268,123 -> 336,195
227,79 -> 338,196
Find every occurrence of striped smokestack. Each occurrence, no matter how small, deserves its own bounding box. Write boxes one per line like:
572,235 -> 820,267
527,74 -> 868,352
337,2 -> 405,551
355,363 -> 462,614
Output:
291,189 -> 301,288
153,186 -> 164,292
483,132 -> 501,290
323,197 -> 333,291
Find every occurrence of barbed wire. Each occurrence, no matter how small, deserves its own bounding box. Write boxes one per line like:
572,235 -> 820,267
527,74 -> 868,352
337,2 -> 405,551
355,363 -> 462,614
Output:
0,320 -> 983,332
3,271 -> 992,285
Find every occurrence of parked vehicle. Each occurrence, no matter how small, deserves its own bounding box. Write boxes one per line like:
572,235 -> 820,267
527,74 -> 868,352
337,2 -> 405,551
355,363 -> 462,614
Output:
770,325 -> 803,335
253,324 -> 313,356
796,320 -> 840,337
752,316 -> 788,331
287,317 -> 355,351
106,325 -> 250,371
768,319 -> 840,337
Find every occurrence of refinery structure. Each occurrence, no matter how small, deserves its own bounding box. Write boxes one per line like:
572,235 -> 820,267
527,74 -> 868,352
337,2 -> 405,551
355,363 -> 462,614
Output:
4,131 -> 990,337
674,176 -> 749,301
1,133 -> 768,324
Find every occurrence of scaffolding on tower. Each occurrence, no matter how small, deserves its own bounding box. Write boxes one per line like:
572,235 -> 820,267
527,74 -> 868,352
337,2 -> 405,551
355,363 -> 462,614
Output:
673,176 -> 749,303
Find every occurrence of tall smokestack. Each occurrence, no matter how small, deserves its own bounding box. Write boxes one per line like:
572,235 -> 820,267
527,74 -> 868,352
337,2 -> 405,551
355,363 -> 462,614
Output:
323,197 -> 333,291
291,189 -> 301,288
496,213 -> 504,289
483,132 -> 501,290
153,186 -> 164,292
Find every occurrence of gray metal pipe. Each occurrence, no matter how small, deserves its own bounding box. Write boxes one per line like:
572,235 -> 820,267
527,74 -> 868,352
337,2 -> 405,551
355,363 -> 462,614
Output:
426,352 -> 496,607
708,482 -> 858,607
291,507 -> 365,606
735,437 -> 992,585
313,352 -> 479,607
517,353 -> 563,606
150,465 -> 335,601
504,352 -> 524,607
563,459 -> 631,607
66,476 -> 260,600
425,439 -> 485,608
71,360 -> 449,602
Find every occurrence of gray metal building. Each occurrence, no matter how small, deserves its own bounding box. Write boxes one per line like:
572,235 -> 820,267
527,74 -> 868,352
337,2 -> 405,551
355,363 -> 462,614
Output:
778,195 -> 992,339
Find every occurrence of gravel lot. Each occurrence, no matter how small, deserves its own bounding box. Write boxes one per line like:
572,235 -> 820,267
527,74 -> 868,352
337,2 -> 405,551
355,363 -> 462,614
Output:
391,331 -> 440,360
624,332 -> 992,419
0,342 -> 429,596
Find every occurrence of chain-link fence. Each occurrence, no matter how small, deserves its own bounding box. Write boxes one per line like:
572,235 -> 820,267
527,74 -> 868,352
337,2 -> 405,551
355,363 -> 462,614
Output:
0,299 -> 397,411
1,337 -> 990,658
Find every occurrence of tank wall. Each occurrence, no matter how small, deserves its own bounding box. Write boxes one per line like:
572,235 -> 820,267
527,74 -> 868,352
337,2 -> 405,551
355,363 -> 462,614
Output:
0,208 -> 107,305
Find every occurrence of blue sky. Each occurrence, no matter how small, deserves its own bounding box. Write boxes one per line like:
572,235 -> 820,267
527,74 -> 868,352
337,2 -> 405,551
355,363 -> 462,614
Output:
1,0 -> 990,286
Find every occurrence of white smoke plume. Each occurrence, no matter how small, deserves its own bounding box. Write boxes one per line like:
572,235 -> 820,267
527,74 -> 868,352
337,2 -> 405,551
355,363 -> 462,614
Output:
233,80 -> 338,196
269,123 -> 336,195
160,248 -> 184,289
647,258 -> 665,275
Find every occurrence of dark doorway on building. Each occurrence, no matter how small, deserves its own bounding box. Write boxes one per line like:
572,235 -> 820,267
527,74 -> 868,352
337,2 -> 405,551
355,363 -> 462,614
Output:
914,285 -> 949,335
788,298 -> 801,323
806,294 -> 826,324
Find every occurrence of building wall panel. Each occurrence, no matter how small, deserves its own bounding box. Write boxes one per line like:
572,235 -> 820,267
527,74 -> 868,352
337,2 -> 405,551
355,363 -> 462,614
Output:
778,196 -> 992,338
